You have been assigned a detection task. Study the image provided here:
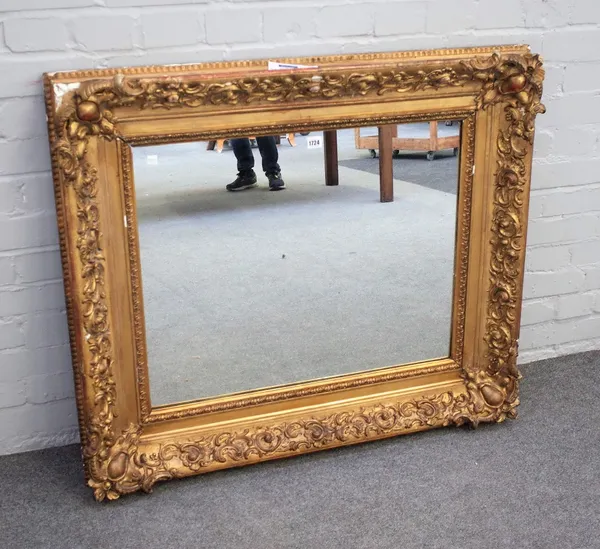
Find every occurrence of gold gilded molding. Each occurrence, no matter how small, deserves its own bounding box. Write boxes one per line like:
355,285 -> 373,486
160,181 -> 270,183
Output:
90,391 -> 472,501
110,65 -> 473,108
50,98 -> 117,488
45,48 -> 545,501
452,114 -> 476,368
120,109 -> 472,424
125,110 -> 473,147
120,146 -> 152,418
464,53 -> 545,423
49,45 -> 527,81
44,78 -> 91,462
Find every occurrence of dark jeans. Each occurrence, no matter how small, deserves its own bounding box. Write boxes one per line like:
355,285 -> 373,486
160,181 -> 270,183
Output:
231,136 -> 280,174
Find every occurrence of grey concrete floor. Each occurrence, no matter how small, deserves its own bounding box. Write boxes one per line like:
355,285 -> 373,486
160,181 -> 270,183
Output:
0,351 -> 598,549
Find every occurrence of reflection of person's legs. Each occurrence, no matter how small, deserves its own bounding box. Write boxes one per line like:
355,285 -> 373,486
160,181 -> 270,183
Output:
256,136 -> 280,174
231,138 -> 255,172
227,138 -> 258,191
226,136 -> 285,191
257,136 -> 285,191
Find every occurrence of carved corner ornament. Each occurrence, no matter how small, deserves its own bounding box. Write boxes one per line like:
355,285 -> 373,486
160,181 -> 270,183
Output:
45,49 -> 545,501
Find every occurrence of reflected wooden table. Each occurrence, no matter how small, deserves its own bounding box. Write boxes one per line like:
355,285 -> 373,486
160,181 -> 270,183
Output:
324,127 -> 394,203
208,128 -> 396,203
207,133 -> 296,152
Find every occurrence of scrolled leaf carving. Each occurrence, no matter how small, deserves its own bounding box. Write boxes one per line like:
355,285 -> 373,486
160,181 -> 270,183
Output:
464,52 -> 544,423
106,66 -> 472,110
87,392 -> 475,500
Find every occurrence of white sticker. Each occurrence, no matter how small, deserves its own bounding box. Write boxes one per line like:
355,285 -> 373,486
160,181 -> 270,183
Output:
307,136 -> 323,149
268,61 -> 318,71
146,154 -> 158,165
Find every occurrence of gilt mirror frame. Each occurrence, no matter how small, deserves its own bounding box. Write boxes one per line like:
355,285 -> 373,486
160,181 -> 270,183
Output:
44,45 -> 545,502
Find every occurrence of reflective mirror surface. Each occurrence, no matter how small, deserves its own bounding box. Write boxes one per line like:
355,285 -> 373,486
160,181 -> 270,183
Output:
132,122 -> 461,406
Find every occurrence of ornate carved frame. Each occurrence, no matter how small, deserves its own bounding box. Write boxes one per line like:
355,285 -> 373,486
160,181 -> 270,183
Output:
44,45 -> 545,502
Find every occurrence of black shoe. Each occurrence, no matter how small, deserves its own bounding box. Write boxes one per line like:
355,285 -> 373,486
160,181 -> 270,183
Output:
267,171 -> 285,191
226,170 -> 257,191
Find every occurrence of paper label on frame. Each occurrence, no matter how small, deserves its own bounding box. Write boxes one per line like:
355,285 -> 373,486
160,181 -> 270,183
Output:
268,61 -> 318,70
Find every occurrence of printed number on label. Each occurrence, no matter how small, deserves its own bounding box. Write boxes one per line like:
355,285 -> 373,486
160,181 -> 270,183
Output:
307,136 -> 323,149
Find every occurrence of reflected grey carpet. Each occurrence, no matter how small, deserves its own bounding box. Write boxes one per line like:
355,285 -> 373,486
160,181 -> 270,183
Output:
339,152 -> 459,195
1,352 -> 598,549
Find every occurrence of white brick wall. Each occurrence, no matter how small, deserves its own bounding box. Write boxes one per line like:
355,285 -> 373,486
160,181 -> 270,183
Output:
206,9 -> 262,44
1,0 -> 599,455
4,17 -> 70,52
142,11 -> 204,48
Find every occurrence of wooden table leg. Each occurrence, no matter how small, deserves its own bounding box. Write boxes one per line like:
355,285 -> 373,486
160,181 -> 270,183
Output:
378,125 -> 394,202
429,121 -> 439,156
324,130 -> 339,186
